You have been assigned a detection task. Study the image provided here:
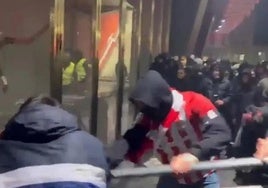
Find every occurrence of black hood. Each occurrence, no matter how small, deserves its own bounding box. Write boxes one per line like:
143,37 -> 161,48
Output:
130,70 -> 173,122
2,102 -> 78,143
210,63 -> 225,81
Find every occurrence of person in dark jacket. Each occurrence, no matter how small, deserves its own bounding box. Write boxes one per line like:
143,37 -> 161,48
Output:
186,62 -> 210,98
0,96 -> 108,188
174,63 -> 189,92
233,78 -> 268,185
207,63 -> 233,137
255,63 -> 268,83
149,53 -> 177,87
108,70 -> 231,188
149,53 -> 170,78
231,68 -> 257,136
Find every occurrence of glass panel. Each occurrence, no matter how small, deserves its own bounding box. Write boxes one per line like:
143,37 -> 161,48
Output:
62,0 -> 93,132
121,3 -> 134,134
0,0 -> 53,126
96,0 -> 120,143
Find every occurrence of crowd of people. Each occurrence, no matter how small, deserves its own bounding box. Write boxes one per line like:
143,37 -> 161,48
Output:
148,53 -> 268,186
150,53 -> 268,138
1,53 -> 268,187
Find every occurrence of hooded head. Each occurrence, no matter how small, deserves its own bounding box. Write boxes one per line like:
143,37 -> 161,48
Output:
2,96 -> 78,143
240,68 -> 252,84
210,62 -> 225,81
130,70 -> 173,122
72,50 -> 83,62
154,53 -> 170,64
59,51 -> 72,68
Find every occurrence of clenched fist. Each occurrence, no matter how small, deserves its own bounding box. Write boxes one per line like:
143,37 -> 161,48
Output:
254,138 -> 268,160
170,153 -> 199,174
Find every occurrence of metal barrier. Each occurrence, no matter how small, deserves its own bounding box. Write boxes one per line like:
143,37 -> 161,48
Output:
111,157 -> 265,178
225,185 -> 264,188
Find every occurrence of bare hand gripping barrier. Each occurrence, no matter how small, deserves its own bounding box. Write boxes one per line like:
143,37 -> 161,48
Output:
111,158 -> 265,178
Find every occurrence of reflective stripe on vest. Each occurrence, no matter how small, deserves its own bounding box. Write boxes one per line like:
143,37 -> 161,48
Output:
62,62 -> 75,86
76,58 -> 87,82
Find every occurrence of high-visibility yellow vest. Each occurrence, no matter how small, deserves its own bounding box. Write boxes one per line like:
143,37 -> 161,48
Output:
62,62 -> 75,86
75,58 -> 87,82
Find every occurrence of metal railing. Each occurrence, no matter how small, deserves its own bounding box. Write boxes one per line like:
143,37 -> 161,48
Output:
225,185 -> 264,188
111,157 -> 266,178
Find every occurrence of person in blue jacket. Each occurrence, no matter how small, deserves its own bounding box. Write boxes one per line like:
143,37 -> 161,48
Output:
0,96 -> 108,188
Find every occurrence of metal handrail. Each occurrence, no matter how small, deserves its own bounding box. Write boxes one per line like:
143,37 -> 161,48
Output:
225,185 -> 264,188
111,158 -> 266,178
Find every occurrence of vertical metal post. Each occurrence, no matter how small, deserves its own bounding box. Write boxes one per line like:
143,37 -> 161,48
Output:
148,0 -> 155,57
90,0 -> 101,136
50,0 -> 65,103
162,0 -> 171,52
187,0 -> 209,54
129,7 -> 138,87
136,0 -> 143,79
116,0 -> 126,139
156,0 -> 164,54
129,0 -> 143,82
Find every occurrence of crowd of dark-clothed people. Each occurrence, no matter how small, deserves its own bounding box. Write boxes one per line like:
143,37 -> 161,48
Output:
150,54 -> 266,134
149,53 -> 268,185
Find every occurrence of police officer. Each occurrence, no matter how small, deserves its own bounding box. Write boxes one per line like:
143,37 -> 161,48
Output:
62,50 -> 90,94
73,50 -> 89,83
62,51 -> 73,84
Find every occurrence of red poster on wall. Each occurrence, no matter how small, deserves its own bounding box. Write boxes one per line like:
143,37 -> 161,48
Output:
98,11 -> 119,72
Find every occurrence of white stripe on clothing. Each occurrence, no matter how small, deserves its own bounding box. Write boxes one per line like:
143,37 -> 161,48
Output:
0,163 -> 106,188
170,90 -> 184,114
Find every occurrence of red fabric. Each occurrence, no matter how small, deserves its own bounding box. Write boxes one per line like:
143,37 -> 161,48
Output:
182,92 -> 216,118
127,92 -> 216,163
242,113 -> 253,124
162,108 -> 180,129
157,149 -> 169,164
182,92 -> 216,140
126,89 -> 218,184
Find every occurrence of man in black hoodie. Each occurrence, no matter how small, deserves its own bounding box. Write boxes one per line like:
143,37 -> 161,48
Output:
108,70 -> 231,187
207,63 -> 233,137
231,67 -> 256,137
